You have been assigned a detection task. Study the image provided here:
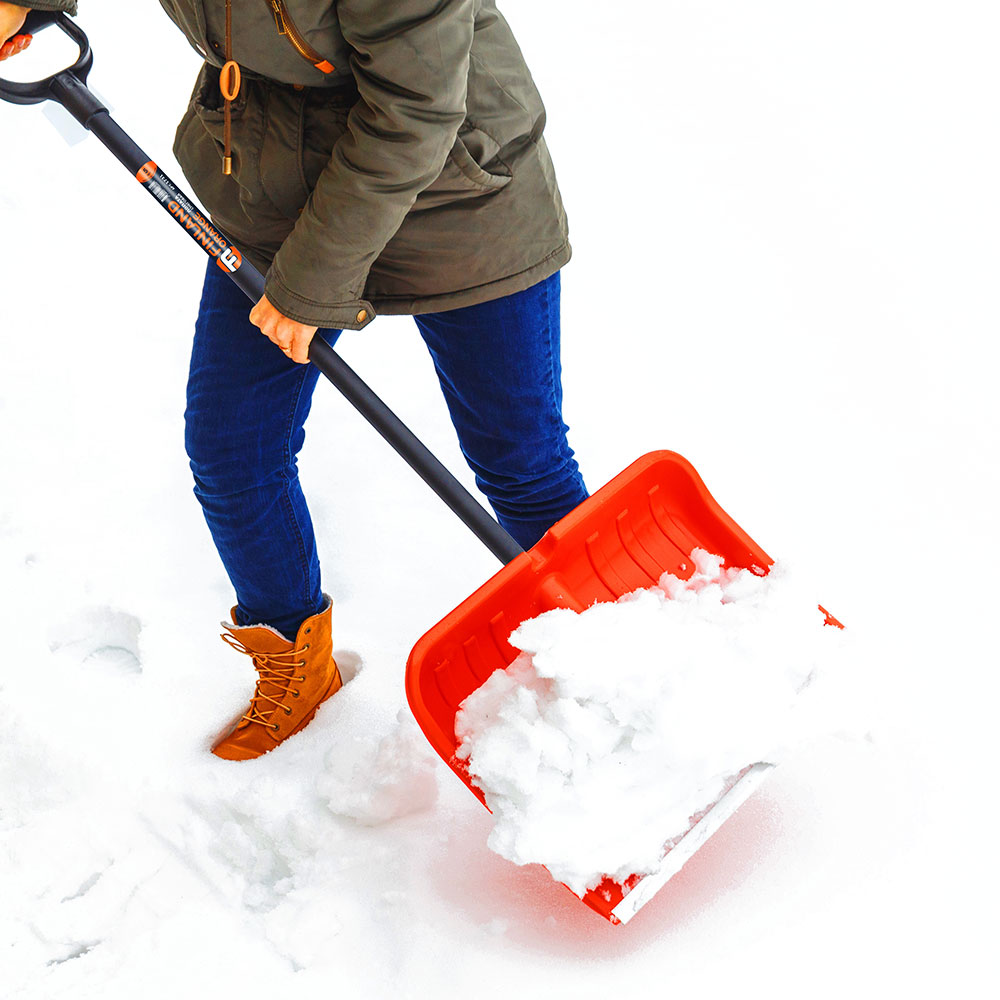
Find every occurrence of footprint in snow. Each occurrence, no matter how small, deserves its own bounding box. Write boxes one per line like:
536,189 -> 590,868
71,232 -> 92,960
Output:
48,606 -> 143,675
45,939 -> 101,967
332,649 -> 363,685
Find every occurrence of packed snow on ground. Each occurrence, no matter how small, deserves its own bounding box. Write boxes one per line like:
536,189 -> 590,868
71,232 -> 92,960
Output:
455,551 -> 848,895
2,2 -> 998,998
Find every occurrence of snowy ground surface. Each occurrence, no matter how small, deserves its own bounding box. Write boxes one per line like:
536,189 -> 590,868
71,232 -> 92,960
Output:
1,2 -> 997,998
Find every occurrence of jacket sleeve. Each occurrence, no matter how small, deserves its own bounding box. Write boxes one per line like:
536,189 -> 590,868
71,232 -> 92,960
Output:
263,0 -> 475,328
6,1 -> 78,13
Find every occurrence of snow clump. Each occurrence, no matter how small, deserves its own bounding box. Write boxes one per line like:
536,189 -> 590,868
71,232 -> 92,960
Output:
454,550 -> 846,896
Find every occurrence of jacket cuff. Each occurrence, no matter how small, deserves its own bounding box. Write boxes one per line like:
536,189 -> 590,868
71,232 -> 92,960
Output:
263,269 -> 376,332
7,1 -> 78,13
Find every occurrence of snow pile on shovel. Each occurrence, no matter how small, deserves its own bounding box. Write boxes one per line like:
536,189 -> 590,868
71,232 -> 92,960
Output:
454,550 -> 847,896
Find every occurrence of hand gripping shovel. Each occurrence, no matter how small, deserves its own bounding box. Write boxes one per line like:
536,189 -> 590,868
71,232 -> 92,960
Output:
1,13 -> 839,925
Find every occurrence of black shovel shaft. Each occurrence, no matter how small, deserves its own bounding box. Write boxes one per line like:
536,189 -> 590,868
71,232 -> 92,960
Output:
1,14 -> 525,566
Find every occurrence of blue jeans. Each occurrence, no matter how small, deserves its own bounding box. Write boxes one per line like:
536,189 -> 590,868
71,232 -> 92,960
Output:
185,260 -> 589,639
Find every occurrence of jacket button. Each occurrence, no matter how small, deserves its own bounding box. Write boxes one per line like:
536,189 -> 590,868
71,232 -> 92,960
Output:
356,310 -> 368,324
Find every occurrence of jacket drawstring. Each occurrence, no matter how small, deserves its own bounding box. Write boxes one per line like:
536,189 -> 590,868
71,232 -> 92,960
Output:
220,0 -> 241,175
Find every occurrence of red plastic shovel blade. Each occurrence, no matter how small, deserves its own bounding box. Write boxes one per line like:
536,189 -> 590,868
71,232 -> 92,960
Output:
405,450 -> 776,922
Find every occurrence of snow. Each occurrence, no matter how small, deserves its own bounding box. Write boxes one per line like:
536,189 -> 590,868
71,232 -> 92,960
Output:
455,551 -> 849,896
1,2 -> 998,998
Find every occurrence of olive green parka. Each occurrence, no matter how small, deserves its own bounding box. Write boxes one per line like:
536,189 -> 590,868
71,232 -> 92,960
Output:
15,1 -> 571,329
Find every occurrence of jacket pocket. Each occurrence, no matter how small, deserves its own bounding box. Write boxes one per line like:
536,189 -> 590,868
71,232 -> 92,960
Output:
190,60 -> 249,124
413,132 -> 512,212
175,65 -> 296,249
259,86 -> 312,220
174,63 -> 254,199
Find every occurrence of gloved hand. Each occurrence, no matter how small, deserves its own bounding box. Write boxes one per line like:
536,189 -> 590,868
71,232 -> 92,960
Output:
0,2 -> 31,61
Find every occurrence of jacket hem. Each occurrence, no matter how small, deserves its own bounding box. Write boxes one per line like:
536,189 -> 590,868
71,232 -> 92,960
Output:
367,241 -> 572,316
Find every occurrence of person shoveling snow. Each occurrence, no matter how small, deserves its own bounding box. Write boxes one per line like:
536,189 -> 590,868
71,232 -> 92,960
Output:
454,550 -> 847,898
3,6 -> 850,928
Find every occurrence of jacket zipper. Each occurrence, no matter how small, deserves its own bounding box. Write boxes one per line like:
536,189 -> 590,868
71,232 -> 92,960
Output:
268,0 -> 335,74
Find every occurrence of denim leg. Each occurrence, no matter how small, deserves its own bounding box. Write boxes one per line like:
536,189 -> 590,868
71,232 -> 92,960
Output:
184,259 -> 340,638
413,271 -> 589,550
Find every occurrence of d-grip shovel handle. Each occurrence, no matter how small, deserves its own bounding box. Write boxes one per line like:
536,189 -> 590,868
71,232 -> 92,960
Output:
0,12 -> 525,566
0,11 -> 93,105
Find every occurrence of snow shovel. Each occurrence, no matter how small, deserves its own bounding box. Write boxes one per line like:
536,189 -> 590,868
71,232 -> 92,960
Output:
409,451 -> 841,923
1,12 -> 840,927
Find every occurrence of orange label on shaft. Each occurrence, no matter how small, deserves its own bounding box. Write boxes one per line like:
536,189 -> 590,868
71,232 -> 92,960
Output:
136,161 -> 157,184
216,246 -> 243,274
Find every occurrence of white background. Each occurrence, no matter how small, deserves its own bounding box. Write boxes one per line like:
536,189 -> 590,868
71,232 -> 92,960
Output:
1,2 -> 997,998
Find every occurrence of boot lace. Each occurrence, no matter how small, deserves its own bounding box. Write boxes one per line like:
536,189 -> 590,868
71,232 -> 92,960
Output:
220,632 -> 309,731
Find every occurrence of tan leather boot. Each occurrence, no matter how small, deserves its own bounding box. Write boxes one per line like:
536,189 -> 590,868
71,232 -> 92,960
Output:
212,597 -> 343,761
